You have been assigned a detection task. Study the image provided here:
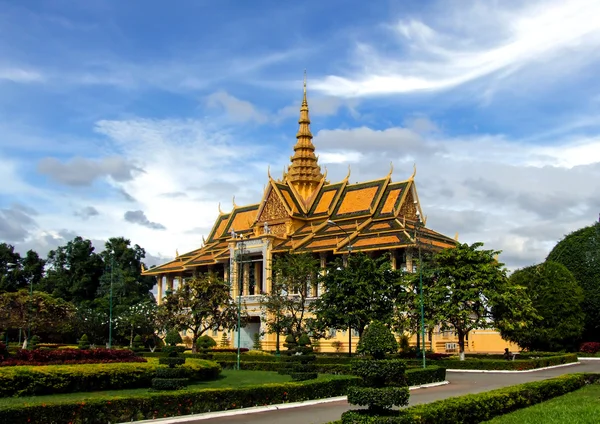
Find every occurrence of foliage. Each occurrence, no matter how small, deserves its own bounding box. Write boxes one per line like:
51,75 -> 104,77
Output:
219,332 -> 229,348
1,348 -> 146,366
546,222 -> 600,341
196,335 -> 217,350
114,300 -> 157,348
357,321 -> 398,360
580,342 -> 600,353
405,366 -> 446,387
78,334 -> 90,350
398,335 -> 410,353
165,328 -> 183,346
405,353 -> 578,371
0,290 -> 75,347
151,377 -> 189,390
158,274 -> 240,353
311,252 -> 405,340
252,332 -> 262,350
0,244 -> 46,292
261,253 -> 320,339
28,335 -> 41,349
426,242 -> 538,360
0,359 -> 220,397
502,261 -> 584,351
283,334 -> 297,351
279,332 -> 318,381
0,375 -> 360,423
133,334 -> 143,350
332,340 -> 343,353
340,373 -> 600,423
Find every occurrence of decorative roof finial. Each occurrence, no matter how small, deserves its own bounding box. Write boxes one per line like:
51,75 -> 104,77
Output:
141,263 -> 146,273
232,195 -> 237,208
176,249 -> 180,258
218,202 -> 224,215
410,163 -> 417,180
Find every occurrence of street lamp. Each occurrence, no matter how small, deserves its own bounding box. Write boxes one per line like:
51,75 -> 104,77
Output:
326,220 -> 354,357
235,233 -> 246,371
6,263 -> 16,346
414,211 -> 426,369
108,254 -> 114,349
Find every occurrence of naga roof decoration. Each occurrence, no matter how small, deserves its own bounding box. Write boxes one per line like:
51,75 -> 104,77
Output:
143,78 -> 456,277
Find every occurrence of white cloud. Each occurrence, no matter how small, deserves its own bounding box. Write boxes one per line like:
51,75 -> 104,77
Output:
312,0 -> 600,97
206,91 -> 268,124
0,67 -> 44,83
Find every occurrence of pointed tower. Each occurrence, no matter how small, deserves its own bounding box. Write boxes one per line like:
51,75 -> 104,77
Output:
285,72 -> 324,200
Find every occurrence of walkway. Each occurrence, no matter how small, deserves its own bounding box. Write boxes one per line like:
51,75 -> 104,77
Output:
146,361 -> 600,424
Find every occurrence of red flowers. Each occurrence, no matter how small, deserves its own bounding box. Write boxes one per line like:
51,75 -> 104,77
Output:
1,348 -> 146,367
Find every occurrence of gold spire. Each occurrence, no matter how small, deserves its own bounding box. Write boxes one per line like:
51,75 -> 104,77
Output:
286,71 -> 324,200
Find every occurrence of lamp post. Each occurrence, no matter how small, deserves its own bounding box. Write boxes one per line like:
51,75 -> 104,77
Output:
414,212 -> 426,369
236,234 -> 245,371
6,263 -> 16,346
327,220 -> 353,357
108,254 -> 114,349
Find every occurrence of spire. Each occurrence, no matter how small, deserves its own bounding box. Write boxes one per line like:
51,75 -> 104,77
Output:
286,71 -> 324,200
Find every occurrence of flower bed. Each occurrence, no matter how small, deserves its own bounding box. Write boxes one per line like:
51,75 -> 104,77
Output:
0,348 -> 146,366
0,359 -> 221,397
339,373 -> 600,423
1,375 -> 359,423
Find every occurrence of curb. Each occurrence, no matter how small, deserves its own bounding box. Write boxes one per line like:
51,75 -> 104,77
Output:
128,380 -> 449,424
578,357 -> 600,361
447,361 -> 580,373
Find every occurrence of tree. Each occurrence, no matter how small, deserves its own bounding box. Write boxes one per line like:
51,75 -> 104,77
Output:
40,236 -> 104,304
260,253 -> 320,340
546,222 -> 600,341
501,261 -> 584,351
158,274 -> 240,353
311,252 -> 404,340
427,242 -> 537,360
114,300 -> 157,347
0,290 -> 75,348
0,243 -> 24,292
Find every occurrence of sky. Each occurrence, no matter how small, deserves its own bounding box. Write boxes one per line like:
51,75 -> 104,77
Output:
1,0 -> 600,270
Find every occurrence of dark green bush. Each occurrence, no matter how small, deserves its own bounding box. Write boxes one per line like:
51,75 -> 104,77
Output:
151,378 -> 189,391
156,367 -> 191,379
289,372 -> 318,381
29,335 -> 41,350
404,353 -> 578,371
351,360 -> 407,387
163,345 -> 186,357
347,386 -> 410,411
357,321 -> 398,360
159,357 -> 186,368
165,329 -> 183,346
196,335 -> 217,351
405,367 -> 446,387
1,375 -> 361,423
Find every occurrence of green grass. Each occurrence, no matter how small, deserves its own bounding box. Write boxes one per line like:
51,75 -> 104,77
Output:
483,384 -> 600,423
0,370 -> 351,409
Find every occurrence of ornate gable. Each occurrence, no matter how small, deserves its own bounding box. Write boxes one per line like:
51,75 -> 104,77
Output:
256,185 -> 290,223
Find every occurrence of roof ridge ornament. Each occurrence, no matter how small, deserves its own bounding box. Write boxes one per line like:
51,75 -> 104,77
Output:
387,161 -> 394,178
232,195 -> 237,209
343,165 -> 352,182
409,163 -> 417,180
218,202 -> 224,215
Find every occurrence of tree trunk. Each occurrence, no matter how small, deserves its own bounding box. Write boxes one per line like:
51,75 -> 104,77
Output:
22,337 -> 28,350
416,331 -> 421,354
458,330 -> 466,361
130,325 -> 134,347
191,333 -> 198,353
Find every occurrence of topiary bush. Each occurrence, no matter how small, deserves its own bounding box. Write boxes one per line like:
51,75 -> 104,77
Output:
153,332 -> 189,390
196,335 -> 217,351
77,334 -> 90,350
132,335 -> 143,352
252,332 -> 262,350
279,333 -> 318,381
29,335 -> 41,350
343,321 -> 409,422
219,332 -> 229,348
164,329 -> 183,346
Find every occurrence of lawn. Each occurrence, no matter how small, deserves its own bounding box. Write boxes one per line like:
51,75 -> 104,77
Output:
483,384 -> 600,423
0,369 -> 297,408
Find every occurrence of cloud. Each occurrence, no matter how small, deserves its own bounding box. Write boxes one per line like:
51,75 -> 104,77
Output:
124,210 -> 166,230
276,96 -> 360,119
0,67 -> 45,83
206,91 -> 268,124
74,206 -> 99,220
312,0 -> 600,97
0,204 -> 38,242
37,156 -> 143,186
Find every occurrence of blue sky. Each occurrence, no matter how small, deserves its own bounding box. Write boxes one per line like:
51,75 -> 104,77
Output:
1,0 -> 600,269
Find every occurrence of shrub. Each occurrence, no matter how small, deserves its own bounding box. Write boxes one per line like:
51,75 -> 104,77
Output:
156,367 -> 191,379
133,335 -> 143,351
0,342 -> 8,361
341,373 -> 600,423
29,335 -> 41,350
253,332 -> 262,350
399,335 -> 410,353
165,329 -> 183,346
196,335 -> 217,351
280,333 -> 318,381
159,357 -> 187,368
1,375 -> 360,422
1,348 -> 146,366
332,340 -> 343,353
219,332 -> 229,348
151,378 -> 190,390
357,321 -> 398,360
283,334 -> 297,351
580,342 -> 600,353
78,334 -> 91,350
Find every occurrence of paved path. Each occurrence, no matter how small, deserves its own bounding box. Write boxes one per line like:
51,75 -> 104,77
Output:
155,361 -> 600,424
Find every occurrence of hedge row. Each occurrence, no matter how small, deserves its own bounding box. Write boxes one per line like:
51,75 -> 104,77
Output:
1,375 -> 360,424
403,353 -> 577,371
0,360 -> 221,397
1,348 -> 146,367
340,373 -> 600,423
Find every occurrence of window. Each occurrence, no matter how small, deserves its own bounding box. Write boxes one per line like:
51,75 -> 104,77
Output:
329,328 -> 337,338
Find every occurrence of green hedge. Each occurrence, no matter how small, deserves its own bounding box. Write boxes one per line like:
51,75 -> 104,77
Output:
0,360 -> 221,397
217,360 -> 352,375
340,373 -> 600,423
405,367 -> 446,387
1,375 -> 361,423
404,354 -> 577,371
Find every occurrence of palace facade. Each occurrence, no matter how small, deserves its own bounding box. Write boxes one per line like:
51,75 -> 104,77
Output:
143,81 -> 517,354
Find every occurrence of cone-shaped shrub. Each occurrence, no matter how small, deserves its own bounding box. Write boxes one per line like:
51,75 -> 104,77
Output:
280,333 -> 318,381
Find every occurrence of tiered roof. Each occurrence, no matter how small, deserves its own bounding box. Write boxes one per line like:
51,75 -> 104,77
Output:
143,79 -> 456,277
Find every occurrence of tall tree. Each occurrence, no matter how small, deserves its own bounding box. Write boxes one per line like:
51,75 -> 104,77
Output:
0,243 -> 24,292
260,253 -> 320,340
40,236 -> 104,304
21,250 -> 46,289
427,242 -> 537,360
500,261 -> 584,351
546,221 -> 600,341
311,252 -> 404,340
114,300 -> 157,347
158,274 -> 240,353
0,290 -> 75,348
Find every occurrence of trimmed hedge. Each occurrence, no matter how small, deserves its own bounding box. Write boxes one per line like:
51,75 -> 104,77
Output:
340,373 -> 600,423
1,375 -> 361,423
0,360 -> 221,397
405,367 -> 446,387
0,348 -> 146,366
404,353 -> 577,371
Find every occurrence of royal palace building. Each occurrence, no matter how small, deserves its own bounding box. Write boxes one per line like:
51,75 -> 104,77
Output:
143,81 -> 516,354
